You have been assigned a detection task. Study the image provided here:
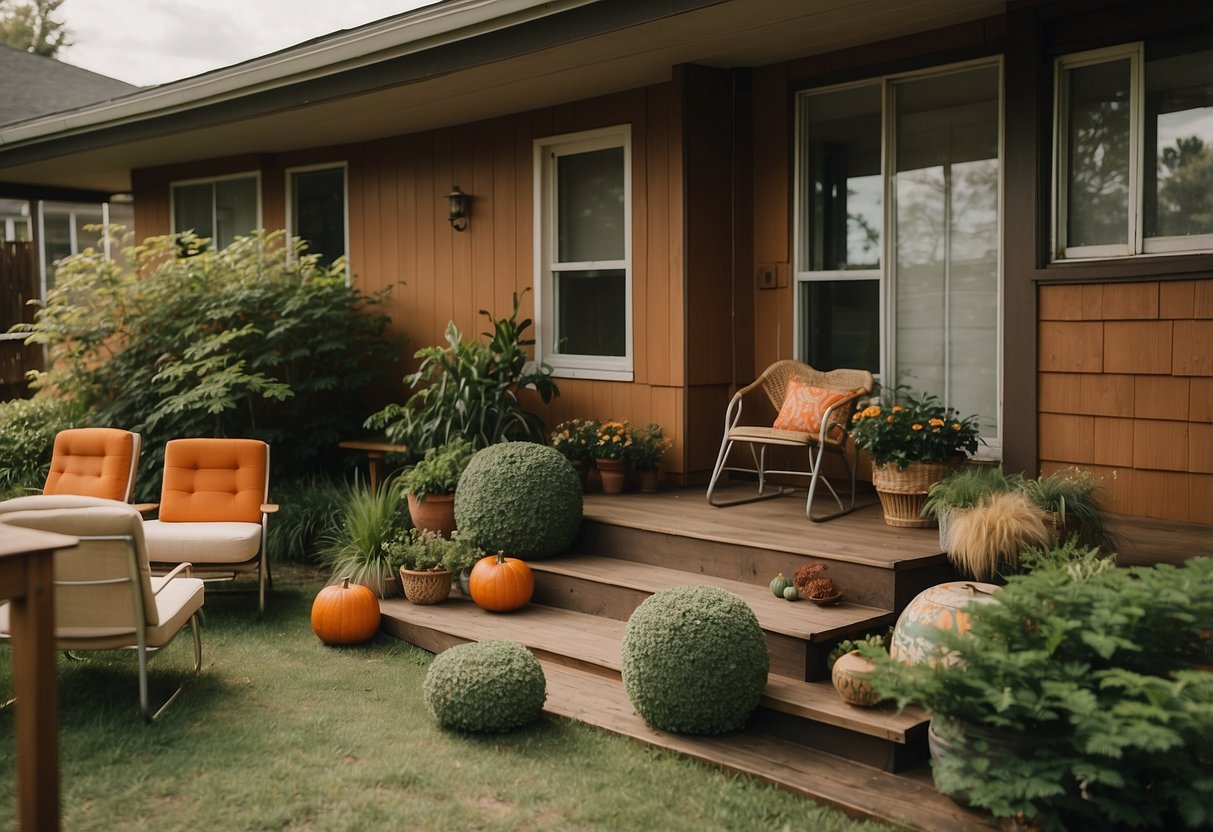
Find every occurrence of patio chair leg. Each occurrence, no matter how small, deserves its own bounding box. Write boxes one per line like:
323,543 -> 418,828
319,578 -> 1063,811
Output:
805,443 -> 857,523
707,439 -> 794,508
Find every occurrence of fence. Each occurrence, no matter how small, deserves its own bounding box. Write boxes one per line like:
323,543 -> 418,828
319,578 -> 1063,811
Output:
0,241 -> 42,400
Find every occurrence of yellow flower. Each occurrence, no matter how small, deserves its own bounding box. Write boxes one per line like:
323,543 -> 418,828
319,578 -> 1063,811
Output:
860,405 -> 881,419
929,418 -> 944,427
892,405 -> 904,412
912,423 -> 924,431
952,423 -> 962,431
886,415 -> 895,424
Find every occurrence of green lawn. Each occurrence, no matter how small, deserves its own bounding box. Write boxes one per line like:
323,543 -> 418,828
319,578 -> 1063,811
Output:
1,576 -> 894,831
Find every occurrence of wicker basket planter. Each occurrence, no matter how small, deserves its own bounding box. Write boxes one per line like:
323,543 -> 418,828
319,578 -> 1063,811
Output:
399,567 -> 453,605
871,461 -> 957,528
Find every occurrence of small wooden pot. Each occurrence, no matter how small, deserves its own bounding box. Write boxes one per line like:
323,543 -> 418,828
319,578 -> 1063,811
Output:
831,651 -> 878,706
407,492 -> 456,538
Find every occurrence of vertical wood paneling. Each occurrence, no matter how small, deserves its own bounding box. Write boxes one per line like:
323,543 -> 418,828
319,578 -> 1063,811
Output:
645,84 -> 671,389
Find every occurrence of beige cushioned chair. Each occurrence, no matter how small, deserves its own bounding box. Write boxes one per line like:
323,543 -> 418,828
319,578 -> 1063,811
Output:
0,494 -> 204,721
706,360 -> 874,522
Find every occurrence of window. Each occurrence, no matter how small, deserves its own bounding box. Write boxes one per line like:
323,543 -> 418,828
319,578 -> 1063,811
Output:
796,62 -> 1002,451
287,164 -> 348,268
534,126 -> 631,380
170,173 -> 260,251
1054,32 -> 1213,259
38,201 -> 105,290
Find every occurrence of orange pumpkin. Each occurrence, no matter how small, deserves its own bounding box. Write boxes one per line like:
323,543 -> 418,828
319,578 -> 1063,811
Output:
311,577 -> 381,644
468,552 -> 534,612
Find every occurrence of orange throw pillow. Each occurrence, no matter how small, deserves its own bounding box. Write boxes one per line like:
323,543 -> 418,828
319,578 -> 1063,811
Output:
773,379 -> 855,434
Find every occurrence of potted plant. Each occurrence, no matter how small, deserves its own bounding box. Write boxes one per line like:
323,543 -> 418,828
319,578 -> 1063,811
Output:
625,423 -> 673,492
922,465 -> 1026,549
1019,467 -> 1111,551
828,632 -> 888,706
591,419 -> 631,494
550,418 -> 599,488
387,528 -> 485,605
399,437 -> 475,537
861,547 -> 1213,830
319,480 -> 409,599
943,490 -> 1051,581
850,391 -> 981,528
793,562 -> 843,605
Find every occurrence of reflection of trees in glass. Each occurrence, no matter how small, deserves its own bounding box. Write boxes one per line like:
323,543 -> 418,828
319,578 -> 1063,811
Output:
1067,90 -> 1130,247
1154,135 -> 1213,237
895,161 -> 998,269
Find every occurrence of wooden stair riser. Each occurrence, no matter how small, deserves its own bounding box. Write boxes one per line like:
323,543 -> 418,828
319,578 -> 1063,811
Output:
575,520 -> 905,609
747,708 -> 928,773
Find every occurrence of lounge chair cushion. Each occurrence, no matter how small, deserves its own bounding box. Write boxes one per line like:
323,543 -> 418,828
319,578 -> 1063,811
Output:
143,519 -> 262,565
159,438 -> 268,523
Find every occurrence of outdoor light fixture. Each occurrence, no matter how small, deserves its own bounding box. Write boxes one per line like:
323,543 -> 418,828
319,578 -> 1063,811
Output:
445,186 -> 469,231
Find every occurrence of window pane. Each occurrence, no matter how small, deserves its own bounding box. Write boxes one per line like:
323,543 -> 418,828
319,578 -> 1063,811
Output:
801,85 -> 882,271
41,210 -> 72,289
1144,37 -> 1213,240
894,67 -> 1000,436
292,168 -> 346,267
214,178 -> 258,249
799,280 -> 880,372
557,147 -> 625,263
72,207 -> 104,253
1065,59 -> 1132,247
555,269 -> 626,356
173,182 -> 213,240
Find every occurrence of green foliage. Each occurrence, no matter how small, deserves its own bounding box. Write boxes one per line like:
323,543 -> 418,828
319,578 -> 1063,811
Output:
0,0 -> 70,57
454,442 -> 582,560
621,585 -> 770,735
365,292 -> 558,454
549,418 -> 599,463
265,475 -> 348,565
398,437 -> 475,499
922,465 -> 1026,519
850,390 -> 980,469
625,423 -> 672,472
385,528 -> 484,573
827,631 -> 889,669
22,229 -> 394,499
422,640 -> 546,732
0,395 -> 81,498
1019,467 -> 1111,550
319,480 -> 410,595
862,553 -> 1213,831
590,419 -> 631,460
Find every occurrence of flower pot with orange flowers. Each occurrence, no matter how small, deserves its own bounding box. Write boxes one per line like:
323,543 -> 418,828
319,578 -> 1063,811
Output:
592,419 -> 631,494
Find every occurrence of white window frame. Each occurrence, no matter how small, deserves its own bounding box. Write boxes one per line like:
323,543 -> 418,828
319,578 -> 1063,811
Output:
1053,42 -> 1213,260
533,125 -> 633,381
285,162 -> 350,276
36,200 -> 108,298
793,58 -> 1005,459
169,170 -> 262,249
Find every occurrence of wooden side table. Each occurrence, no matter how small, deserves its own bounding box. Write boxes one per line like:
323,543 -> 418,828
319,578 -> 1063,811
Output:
1,524 -> 77,832
338,440 -> 407,492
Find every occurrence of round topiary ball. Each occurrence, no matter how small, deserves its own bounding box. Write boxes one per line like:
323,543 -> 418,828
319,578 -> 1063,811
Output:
454,441 -> 582,560
621,585 -> 769,735
423,640 -> 547,732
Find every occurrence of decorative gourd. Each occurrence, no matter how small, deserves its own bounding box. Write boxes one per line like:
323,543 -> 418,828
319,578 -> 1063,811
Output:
782,585 -> 800,601
469,552 -> 534,612
769,573 -> 793,597
311,577 -> 380,645
889,581 -> 1001,666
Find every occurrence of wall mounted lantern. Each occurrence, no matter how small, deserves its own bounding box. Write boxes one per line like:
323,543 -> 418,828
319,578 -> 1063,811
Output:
445,186 -> 469,231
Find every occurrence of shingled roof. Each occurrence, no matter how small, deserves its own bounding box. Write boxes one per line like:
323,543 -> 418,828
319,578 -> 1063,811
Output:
0,43 -> 137,127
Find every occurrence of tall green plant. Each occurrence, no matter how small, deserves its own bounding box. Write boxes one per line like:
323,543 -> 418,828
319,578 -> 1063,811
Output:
0,395 -> 81,497
319,479 -> 410,596
21,229 -> 395,498
365,291 -> 557,455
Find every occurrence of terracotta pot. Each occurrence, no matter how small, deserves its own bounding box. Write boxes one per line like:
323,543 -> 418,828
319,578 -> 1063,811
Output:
831,651 -> 877,706
639,470 -> 659,493
407,492 -> 456,538
596,458 -> 626,494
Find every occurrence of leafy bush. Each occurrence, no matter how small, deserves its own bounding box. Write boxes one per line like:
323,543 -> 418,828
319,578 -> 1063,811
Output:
386,528 -> 484,573
365,292 -> 557,455
399,437 -> 475,499
863,550 -> 1213,831
0,396 -> 82,498
621,585 -> 769,735
266,475 -> 349,565
423,640 -> 547,732
21,229 -> 394,499
454,442 -> 582,560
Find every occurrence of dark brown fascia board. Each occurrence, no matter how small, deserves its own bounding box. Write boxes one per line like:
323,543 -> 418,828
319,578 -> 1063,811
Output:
0,0 -> 729,170
0,181 -> 115,203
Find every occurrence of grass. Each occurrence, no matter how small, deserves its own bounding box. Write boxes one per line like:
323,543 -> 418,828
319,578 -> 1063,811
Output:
0,573 -> 894,832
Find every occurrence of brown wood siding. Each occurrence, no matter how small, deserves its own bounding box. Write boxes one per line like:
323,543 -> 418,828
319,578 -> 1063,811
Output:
1038,279 -> 1213,524
130,87 -> 691,478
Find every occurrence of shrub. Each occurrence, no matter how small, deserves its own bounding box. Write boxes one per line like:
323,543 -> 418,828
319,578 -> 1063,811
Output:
454,442 -> 581,560
621,585 -> 769,734
863,551 -> 1213,831
266,474 -> 349,565
423,640 -> 546,732
22,229 -> 395,499
0,396 -> 82,498
366,291 -> 558,454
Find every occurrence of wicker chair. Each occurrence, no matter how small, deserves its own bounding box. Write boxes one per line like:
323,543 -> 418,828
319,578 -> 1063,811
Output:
706,360 -> 873,522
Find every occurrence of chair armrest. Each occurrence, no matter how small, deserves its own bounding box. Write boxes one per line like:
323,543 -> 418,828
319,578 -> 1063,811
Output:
153,562 -> 194,593
817,389 -> 869,443
133,502 -> 159,516
261,503 -> 279,514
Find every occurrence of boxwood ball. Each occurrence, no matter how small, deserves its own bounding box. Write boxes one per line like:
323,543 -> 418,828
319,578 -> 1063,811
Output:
621,585 -> 770,735
423,640 -> 547,732
454,442 -> 582,560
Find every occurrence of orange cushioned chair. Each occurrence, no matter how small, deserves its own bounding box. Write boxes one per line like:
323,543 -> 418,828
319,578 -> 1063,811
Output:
141,438 -> 276,613
706,360 -> 873,522
44,428 -> 141,502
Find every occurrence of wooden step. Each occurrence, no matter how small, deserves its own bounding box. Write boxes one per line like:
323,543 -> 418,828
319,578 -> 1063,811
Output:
529,554 -> 894,680
379,597 -> 927,748
539,660 -> 989,831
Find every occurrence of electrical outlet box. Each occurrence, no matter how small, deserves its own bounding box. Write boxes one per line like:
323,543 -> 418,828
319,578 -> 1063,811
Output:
757,265 -> 777,290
